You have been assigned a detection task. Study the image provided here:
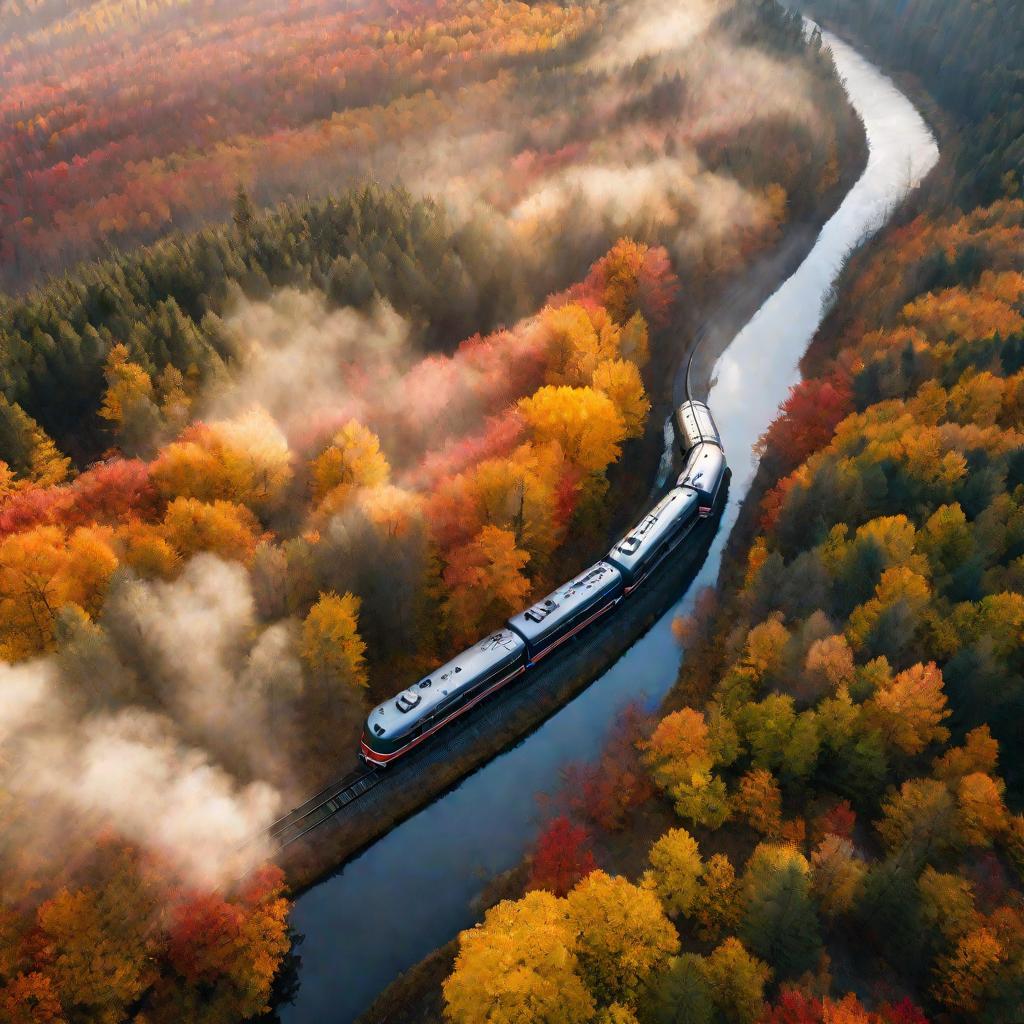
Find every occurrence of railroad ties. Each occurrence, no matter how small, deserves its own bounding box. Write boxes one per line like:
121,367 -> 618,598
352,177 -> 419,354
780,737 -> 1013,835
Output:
265,768 -> 382,850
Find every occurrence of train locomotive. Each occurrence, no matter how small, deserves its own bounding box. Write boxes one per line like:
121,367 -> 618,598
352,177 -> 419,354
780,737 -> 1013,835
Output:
360,399 -> 727,767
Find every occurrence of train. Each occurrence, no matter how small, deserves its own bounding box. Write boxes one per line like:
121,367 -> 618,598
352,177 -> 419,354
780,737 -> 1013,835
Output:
359,399 -> 727,767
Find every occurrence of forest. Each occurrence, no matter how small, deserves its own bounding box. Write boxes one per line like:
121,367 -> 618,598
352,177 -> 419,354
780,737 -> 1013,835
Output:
426,2 -> 1024,1022
0,0 -> 857,289
806,0 -> 1023,208
0,0 -> 872,1019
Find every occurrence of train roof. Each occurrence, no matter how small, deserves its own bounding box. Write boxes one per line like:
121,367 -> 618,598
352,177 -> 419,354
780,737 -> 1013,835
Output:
677,441 -> 727,495
606,487 -> 699,573
675,400 -> 721,451
507,560 -> 622,644
366,629 -> 526,740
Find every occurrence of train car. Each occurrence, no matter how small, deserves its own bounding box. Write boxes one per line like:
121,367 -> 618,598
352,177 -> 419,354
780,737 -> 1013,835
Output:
675,399 -> 722,455
677,441 -> 727,516
360,629 -> 527,766
605,486 -> 700,592
507,561 -> 623,663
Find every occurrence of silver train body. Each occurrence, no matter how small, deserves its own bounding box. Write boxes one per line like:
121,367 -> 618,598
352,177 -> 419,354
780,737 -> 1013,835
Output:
361,400 -> 727,766
675,399 -> 721,454
361,629 -> 527,764
677,441 -> 727,515
507,560 -> 623,663
606,487 -> 700,592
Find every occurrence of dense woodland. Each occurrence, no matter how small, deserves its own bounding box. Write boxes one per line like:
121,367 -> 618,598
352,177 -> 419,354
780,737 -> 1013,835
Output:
807,0 -> 1023,207
0,0 -> 872,1021
0,0 -> 857,289
434,3 -> 1024,1023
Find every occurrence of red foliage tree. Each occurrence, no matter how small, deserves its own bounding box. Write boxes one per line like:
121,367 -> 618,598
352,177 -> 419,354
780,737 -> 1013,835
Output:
760,988 -> 823,1024
759,373 -> 853,473
812,800 -> 857,843
527,816 -> 597,897
563,702 -> 656,830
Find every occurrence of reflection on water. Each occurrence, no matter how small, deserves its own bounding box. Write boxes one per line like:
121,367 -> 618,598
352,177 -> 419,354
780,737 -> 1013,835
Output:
280,29 -> 938,1024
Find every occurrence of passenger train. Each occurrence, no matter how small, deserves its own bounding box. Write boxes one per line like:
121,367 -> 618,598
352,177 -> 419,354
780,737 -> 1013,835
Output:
360,399 -> 727,767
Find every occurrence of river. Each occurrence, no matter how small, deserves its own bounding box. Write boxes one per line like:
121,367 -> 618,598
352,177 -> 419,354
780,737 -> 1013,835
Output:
279,27 -> 939,1024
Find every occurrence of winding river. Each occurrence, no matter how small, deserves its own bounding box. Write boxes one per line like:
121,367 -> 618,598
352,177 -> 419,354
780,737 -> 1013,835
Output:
280,28 -> 939,1024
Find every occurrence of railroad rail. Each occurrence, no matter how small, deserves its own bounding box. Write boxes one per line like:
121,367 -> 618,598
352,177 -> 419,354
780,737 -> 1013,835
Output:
265,767 -> 381,849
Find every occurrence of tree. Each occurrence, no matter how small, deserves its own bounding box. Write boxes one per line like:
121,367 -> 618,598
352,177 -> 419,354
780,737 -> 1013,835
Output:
158,865 -> 290,1022
233,182 -> 256,243
0,972 -> 65,1024
932,926 -> 1004,1014
956,772 -> 1009,846
584,239 -> 679,327
733,769 -> 783,836
541,303 -> 620,387
644,827 -> 704,917
528,817 -> 597,897
699,938 -> 770,1024
518,386 -> 627,475
864,662 -> 950,756
810,836 -> 865,917
740,844 -> 822,979
694,853 -> 741,942
932,725 -> 999,783
643,708 -> 712,791
566,871 -> 678,1006
161,497 -> 261,563
441,525 -> 531,646
811,800 -> 856,843
152,412 -> 294,513
301,591 -> 368,691
0,396 -> 71,487
917,866 -> 976,943
592,359 -> 650,439
35,869 -> 158,1022
619,312 -> 650,368
640,955 -> 713,1024
443,891 -> 595,1024
0,525 -> 118,658
310,420 -> 390,506
643,708 -> 731,829
876,779 -> 960,860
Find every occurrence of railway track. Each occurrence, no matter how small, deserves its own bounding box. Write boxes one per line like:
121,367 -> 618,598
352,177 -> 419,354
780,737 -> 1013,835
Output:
265,767 -> 381,849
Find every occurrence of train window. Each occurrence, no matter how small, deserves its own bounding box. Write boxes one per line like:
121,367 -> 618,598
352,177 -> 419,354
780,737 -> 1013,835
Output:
372,724 -> 385,736
418,679 -> 432,689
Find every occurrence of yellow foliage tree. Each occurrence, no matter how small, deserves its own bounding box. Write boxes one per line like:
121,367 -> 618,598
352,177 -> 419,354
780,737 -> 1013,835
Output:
161,497 -> 262,563
591,359 -> 650,439
810,836 -> 865,918
301,591 -> 369,692
566,870 -> 679,1006
864,661 -> 950,755
443,890 -> 595,1024
644,827 -> 704,917
310,419 -> 390,506
0,525 -> 118,659
699,938 -> 771,1024
518,385 -> 626,475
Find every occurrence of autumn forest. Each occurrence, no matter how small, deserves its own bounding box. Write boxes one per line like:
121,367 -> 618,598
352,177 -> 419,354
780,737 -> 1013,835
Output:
0,0 -> 1021,1021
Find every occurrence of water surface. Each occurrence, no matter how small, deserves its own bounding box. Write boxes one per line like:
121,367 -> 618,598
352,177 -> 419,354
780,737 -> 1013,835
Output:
281,30 -> 939,1023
